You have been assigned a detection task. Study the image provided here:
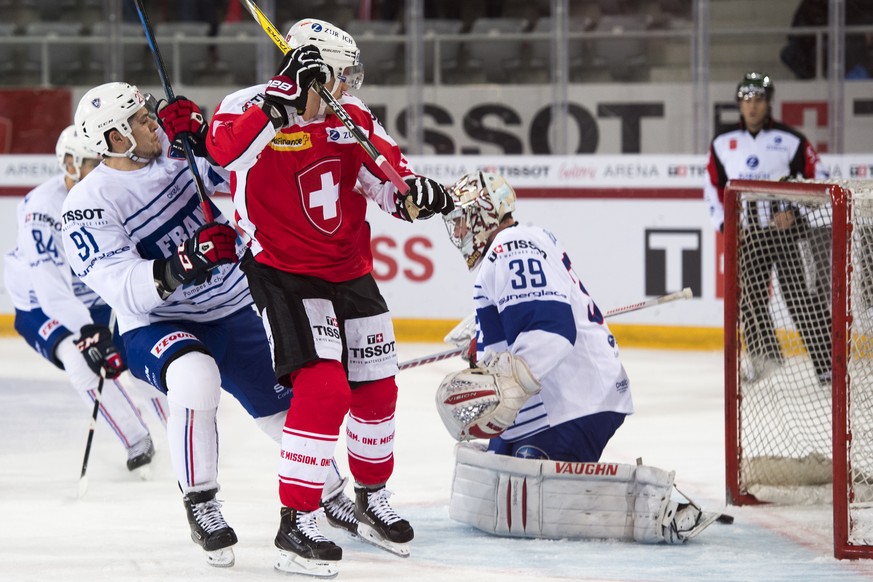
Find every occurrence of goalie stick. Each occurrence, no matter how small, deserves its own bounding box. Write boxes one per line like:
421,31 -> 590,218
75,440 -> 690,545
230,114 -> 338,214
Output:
132,0 -> 215,223
398,287 -> 694,370
237,0 -> 418,219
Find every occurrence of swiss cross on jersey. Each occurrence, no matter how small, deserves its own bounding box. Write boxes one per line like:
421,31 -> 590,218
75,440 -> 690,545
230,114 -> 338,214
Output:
297,159 -> 343,236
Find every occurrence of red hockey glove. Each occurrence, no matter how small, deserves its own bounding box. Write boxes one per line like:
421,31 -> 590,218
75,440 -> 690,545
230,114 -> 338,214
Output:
156,96 -> 209,158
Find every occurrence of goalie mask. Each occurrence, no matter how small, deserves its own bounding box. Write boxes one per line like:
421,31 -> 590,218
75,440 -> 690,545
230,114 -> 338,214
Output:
55,125 -> 100,182
443,171 -> 517,270
286,18 -> 364,90
75,82 -> 147,159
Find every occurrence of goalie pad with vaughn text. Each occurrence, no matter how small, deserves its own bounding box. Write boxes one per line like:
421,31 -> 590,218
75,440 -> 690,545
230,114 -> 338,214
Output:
449,442 -> 715,543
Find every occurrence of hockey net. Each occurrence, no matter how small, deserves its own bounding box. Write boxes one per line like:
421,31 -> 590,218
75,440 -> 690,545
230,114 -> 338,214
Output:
724,179 -> 873,559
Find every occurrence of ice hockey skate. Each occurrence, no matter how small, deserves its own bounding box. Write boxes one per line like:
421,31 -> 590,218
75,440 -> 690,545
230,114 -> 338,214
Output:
183,489 -> 238,567
126,435 -> 154,479
662,500 -> 720,544
354,485 -> 413,557
275,507 -> 342,578
321,481 -> 359,538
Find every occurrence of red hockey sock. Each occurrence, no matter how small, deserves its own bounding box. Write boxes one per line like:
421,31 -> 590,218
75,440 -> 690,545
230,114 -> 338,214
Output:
347,376 -> 398,486
279,360 -> 350,510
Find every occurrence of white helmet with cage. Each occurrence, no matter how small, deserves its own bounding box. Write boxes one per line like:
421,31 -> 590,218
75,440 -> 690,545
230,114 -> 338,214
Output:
286,18 -> 364,89
443,171 -> 518,270
55,125 -> 100,182
74,82 -> 147,159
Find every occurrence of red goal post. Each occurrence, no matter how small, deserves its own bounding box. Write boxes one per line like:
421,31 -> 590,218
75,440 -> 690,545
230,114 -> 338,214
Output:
724,178 -> 873,560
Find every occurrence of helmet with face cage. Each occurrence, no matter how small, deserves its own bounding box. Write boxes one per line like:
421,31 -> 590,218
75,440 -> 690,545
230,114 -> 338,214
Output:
443,171 -> 517,270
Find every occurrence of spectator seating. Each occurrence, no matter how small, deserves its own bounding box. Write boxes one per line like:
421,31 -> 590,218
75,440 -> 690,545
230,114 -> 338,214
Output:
88,21 -> 158,87
463,17 -> 529,84
422,18 -> 464,84
346,19 -> 402,86
153,21 -> 212,85
216,21 -> 261,87
590,13 -> 651,81
22,21 -> 85,85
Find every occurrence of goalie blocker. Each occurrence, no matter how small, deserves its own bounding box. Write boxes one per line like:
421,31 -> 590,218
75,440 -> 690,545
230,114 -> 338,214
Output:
450,443 -> 718,544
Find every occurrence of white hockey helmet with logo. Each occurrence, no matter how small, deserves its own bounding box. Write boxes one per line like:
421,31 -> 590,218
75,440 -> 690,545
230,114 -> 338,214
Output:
75,82 -> 147,159
443,171 -> 518,270
286,18 -> 364,89
55,125 -> 100,182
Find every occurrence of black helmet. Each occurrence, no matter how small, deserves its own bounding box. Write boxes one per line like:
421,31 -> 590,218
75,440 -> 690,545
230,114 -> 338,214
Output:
736,72 -> 774,101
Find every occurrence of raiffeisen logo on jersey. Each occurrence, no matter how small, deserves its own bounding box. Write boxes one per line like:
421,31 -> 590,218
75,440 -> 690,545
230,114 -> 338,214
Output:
270,132 -> 312,151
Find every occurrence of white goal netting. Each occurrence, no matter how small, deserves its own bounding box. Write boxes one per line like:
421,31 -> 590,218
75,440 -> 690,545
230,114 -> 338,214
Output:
726,179 -> 873,553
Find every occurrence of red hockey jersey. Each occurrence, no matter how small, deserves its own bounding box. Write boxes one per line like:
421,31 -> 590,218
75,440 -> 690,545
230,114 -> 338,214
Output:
207,86 -> 413,282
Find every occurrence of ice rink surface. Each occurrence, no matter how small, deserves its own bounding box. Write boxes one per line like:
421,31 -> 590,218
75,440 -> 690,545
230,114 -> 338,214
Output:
2,337 -> 873,582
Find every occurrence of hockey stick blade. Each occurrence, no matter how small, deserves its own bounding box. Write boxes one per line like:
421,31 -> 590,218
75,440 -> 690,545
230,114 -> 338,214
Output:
397,288 -> 695,371
716,513 -> 735,524
237,0 -> 416,217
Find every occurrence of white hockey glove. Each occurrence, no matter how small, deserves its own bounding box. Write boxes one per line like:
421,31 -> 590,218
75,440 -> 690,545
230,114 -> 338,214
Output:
443,312 -> 476,347
436,352 -> 541,441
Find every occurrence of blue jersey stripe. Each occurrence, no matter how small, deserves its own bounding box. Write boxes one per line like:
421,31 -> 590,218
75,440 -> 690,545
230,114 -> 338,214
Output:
500,300 -> 576,346
477,304 -> 504,347
123,168 -> 190,228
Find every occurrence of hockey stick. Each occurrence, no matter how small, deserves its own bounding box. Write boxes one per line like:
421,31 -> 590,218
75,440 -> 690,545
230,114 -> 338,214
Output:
398,287 -> 695,370
77,375 -> 105,498
77,310 -> 118,498
237,0 -> 417,218
602,287 -> 693,319
131,0 -> 215,223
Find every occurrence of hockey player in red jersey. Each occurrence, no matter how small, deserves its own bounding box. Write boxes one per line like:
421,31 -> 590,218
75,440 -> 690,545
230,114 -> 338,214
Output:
157,18 -> 453,576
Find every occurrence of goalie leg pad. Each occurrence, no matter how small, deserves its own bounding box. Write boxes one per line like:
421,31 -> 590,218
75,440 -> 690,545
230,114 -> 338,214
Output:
449,443 -> 713,543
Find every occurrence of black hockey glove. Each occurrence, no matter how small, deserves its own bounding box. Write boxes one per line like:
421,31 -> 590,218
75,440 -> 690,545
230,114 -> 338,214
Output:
156,96 -> 209,159
263,45 -> 331,123
395,176 -> 454,221
75,324 -> 127,379
154,223 -> 239,298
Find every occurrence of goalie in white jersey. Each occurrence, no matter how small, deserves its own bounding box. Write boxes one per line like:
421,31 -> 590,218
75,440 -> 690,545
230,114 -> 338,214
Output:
436,172 -> 719,543
3,125 -> 164,473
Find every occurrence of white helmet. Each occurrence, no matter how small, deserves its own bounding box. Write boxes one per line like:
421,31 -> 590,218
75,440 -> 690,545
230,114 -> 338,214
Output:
55,125 -> 100,182
75,82 -> 147,159
443,172 -> 517,270
286,18 -> 364,89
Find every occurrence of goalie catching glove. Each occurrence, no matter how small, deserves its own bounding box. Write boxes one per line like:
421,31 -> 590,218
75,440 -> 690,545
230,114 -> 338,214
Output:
154,223 -> 239,299
156,97 -> 209,159
396,176 -> 454,221
436,352 -> 541,440
75,324 -> 127,379
263,45 -> 331,126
